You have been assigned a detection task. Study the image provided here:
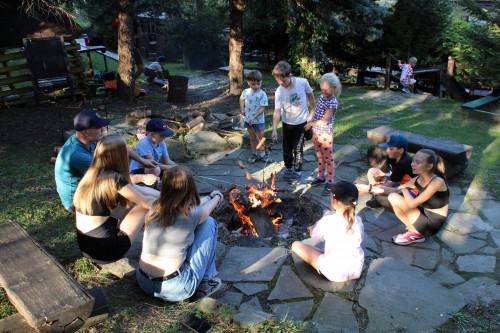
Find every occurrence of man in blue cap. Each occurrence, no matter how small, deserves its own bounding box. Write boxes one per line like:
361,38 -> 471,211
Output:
55,109 -> 159,213
357,134 -> 417,210
130,118 -> 177,178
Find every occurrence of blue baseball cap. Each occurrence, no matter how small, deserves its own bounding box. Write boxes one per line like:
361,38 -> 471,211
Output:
74,109 -> 111,131
156,56 -> 167,62
146,118 -> 174,137
378,134 -> 408,149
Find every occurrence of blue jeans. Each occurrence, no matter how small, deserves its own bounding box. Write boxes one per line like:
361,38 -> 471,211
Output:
136,217 -> 219,302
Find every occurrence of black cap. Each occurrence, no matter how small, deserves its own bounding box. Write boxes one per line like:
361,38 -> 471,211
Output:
74,109 -> 111,131
331,180 -> 359,206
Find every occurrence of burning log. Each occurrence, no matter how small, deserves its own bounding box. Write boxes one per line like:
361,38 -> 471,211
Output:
248,208 -> 277,238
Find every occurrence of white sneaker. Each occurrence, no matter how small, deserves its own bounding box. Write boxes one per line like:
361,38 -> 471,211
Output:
402,87 -> 411,93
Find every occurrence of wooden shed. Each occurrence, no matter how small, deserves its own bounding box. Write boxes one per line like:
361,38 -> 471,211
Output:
0,0 -> 86,107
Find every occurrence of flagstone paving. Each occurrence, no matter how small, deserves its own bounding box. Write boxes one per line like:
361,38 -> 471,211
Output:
180,135 -> 499,332
103,102 -> 499,331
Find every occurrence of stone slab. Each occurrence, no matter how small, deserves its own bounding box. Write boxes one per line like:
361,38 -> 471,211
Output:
233,309 -> 275,329
479,246 -> 498,255
240,296 -> 263,312
381,241 -> 415,266
362,233 -> 378,256
333,167 -> 359,184
491,230 -> 500,248
456,255 -> 496,273
429,265 -> 465,285
267,265 -> 313,301
359,257 -> 466,333
443,213 -> 491,234
452,277 -> 500,305
413,248 -> 439,270
233,283 -> 268,296
216,242 -> 226,264
164,138 -> 186,162
270,300 -> 314,322
361,209 -> 401,230
218,247 -> 288,282
312,293 -> 358,332
185,131 -> 227,155
292,241 -> 356,293
437,230 -> 486,254
475,200 -> 500,228
217,291 -> 243,307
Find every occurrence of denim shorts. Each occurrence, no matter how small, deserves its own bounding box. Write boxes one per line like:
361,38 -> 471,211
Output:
244,121 -> 265,131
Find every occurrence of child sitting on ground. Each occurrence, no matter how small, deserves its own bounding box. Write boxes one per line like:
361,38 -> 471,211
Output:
291,180 -> 364,282
240,70 -> 271,163
130,118 -> 177,178
304,73 -> 341,196
144,56 -> 169,83
398,57 -> 417,93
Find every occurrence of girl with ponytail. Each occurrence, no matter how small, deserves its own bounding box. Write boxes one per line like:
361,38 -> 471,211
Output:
291,180 -> 365,282
389,149 -> 450,245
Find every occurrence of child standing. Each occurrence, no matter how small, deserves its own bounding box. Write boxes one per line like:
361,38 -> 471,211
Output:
304,73 -> 341,196
130,118 -> 177,178
240,70 -> 271,163
398,57 -> 417,93
144,56 -> 170,83
272,61 -> 315,184
291,180 -> 364,282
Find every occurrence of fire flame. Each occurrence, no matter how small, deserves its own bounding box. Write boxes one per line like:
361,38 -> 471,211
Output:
229,178 -> 282,236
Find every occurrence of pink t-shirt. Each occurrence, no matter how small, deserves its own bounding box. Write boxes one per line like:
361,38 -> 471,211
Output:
312,213 -> 364,282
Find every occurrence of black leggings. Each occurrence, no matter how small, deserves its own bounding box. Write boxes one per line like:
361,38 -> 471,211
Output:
282,121 -> 306,171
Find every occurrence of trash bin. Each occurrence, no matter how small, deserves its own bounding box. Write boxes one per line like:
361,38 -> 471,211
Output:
168,75 -> 188,103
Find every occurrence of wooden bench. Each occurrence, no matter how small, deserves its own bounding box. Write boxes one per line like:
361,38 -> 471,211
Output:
0,222 -> 108,332
461,96 -> 500,123
366,126 -> 473,178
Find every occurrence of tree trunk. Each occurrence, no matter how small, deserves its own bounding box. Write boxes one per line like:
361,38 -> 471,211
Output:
229,0 -> 245,96
116,0 -> 135,101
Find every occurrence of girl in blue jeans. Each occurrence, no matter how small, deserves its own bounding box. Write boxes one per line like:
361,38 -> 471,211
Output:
136,166 -> 223,301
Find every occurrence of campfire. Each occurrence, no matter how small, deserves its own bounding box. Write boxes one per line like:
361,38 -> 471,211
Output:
226,172 -> 285,238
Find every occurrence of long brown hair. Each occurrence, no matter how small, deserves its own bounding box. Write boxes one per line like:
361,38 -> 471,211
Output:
419,149 -> 446,180
331,197 -> 357,234
145,166 -> 200,228
73,134 -> 131,214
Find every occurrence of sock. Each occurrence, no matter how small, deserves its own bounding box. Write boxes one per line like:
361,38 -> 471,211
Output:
259,152 -> 266,158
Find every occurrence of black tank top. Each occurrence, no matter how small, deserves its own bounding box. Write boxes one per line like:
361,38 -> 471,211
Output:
415,176 -> 450,209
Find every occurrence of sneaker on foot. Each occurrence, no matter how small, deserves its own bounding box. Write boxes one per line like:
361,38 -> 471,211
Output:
402,87 -> 411,93
393,230 -> 425,245
284,169 -> 293,181
288,172 -> 301,185
310,177 -> 326,187
248,154 -> 257,164
322,182 -> 333,196
366,196 -> 382,208
191,277 -> 223,301
260,154 -> 273,163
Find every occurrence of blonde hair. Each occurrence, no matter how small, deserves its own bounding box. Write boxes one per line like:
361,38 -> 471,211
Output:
272,61 -> 292,78
409,57 -> 417,64
73,134 -> 131,215
319,73 -> 342,99
145,166 -> 200,228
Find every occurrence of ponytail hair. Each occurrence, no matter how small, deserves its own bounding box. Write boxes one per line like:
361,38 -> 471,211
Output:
419,149 -> 446,180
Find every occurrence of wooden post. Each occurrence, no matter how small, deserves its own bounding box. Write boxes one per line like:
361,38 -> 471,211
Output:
384,53 -> 391,90
446,56 -> 455,99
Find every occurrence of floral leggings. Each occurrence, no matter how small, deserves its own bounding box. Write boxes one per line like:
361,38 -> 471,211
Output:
313,131 -> 335,183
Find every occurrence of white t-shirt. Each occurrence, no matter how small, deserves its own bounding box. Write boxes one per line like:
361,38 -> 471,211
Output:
312,212 -> 365,282
240,88 -> 268,124
145,62 -> 163,73
274,77 -> 313,125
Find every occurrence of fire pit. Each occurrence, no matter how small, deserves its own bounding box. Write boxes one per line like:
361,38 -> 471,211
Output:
212,175 -> 324,248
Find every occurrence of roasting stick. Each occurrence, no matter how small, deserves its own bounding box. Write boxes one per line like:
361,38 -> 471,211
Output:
249,125 -> 273,182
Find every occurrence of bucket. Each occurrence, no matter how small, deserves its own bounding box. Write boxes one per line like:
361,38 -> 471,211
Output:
168,75 -> 188,103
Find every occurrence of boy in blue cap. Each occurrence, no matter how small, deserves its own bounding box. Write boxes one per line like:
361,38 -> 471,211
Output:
144,56 -> 169,83
130,118 -> 177,178
357,134 -> 417,210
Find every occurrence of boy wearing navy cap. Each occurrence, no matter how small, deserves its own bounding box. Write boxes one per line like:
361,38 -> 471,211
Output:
357,134 -> 417,210
130,118 -> 177,178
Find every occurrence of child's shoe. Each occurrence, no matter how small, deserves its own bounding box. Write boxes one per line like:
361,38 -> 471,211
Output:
310,177 -> 326,187
258,153 -> 273,163
402,87 -> 411,93
366,196 -> 382,208
248,154 -> 257,164
284,169 -> 293,181
322,183 -> 333,196
392,230 -> 425,245
288,171 -> 301,185
190,277 -> 223,301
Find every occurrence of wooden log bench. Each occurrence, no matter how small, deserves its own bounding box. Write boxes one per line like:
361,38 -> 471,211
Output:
366,126 -> 473,178
0,222 -> 108,332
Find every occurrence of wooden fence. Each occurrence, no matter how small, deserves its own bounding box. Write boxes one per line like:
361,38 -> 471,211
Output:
0,35 -> 87,107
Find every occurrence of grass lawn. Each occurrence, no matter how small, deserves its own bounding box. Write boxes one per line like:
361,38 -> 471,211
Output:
0,74 -> 498,331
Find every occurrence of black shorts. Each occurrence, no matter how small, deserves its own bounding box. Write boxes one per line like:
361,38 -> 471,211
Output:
77,216 -> 131,264
134,47 -> 143,66
413,206 -> 447,237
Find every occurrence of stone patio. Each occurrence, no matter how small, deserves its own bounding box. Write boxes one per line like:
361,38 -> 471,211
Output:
103,91 -> 499,331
